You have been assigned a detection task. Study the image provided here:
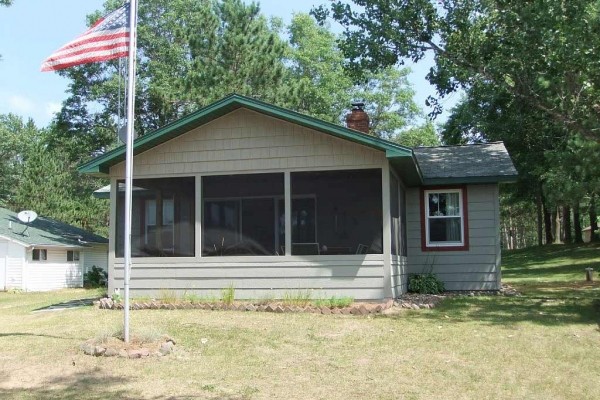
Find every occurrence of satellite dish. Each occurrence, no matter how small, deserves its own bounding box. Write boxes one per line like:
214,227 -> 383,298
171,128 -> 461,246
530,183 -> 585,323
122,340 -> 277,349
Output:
17,210 -> 38,224
118,124 -> 137,144
118,124 -> 127,144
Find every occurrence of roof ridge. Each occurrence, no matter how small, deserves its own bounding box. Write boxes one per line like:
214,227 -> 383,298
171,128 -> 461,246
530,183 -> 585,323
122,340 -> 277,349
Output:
414,141 -> 504,150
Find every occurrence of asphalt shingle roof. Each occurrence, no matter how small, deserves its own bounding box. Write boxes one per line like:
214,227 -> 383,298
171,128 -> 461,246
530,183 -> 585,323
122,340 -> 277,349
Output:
413,142 -> 518,184
0,207 -> 107,247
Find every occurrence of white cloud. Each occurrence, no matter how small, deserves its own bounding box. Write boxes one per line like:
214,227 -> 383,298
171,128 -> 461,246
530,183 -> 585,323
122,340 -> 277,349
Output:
7,94 -> 36,114
0,92 -> 62,126
45,101 -> 62,118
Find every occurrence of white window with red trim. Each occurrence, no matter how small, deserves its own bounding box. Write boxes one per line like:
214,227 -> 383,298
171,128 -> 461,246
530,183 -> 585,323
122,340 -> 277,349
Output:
424,188 -> 466,248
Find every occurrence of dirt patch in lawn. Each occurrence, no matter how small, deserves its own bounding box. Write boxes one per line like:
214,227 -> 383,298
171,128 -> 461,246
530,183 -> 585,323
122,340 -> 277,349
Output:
80,334 -> 176,359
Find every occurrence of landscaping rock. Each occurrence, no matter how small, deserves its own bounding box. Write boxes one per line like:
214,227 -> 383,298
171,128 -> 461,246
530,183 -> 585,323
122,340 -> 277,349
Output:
104,348 -> 120,357
160,341 -> 174,355
80,342 -> 95,355
128,348 -> 150,359
98,298 -> 114,309
93,346 -> 106,357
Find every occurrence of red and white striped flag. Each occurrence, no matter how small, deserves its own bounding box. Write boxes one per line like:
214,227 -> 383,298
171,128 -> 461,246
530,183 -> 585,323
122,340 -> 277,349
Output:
41,3 -> 130,72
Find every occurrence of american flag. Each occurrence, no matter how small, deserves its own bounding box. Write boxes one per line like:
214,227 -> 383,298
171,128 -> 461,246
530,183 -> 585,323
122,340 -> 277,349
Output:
41,3 -> 130,72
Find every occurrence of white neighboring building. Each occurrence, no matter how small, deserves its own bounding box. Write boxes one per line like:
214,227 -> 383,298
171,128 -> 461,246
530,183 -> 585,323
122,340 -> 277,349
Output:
0,207 -> 108,291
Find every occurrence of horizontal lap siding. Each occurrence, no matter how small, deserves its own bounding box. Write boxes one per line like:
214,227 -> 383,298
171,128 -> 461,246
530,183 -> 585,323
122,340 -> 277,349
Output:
111,109 -> 386,177
5,242 -> 24,290
112,257 -> 386,300
83,247 -> 108,273
25,248 -> 82,291
391,256 -> 408,295
406,184 -> 501,291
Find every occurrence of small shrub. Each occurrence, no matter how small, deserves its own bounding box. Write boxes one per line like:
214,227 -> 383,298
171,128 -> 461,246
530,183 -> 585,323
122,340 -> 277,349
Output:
182,292 -> 202,304
83,266 -> 107,288
111,289 -> 122,303
111,326 -> 163,344
221,284 -> 235,305
158,288 -> 178,303
282,290 -> 313,307
313,296 -> 354,308
408,273 -> 445,294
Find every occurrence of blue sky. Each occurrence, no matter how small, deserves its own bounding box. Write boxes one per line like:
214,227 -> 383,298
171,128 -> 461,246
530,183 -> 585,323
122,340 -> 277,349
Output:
0,0 -> 458,127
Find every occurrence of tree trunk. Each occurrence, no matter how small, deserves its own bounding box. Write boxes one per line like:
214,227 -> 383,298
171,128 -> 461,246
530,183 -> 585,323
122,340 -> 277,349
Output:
552,208 -> 561,244
542,196 -> 553,244
563,206 -> 572,243
573,203 -> 584,243
590,193 -> 598,242
536,190 -> 544,246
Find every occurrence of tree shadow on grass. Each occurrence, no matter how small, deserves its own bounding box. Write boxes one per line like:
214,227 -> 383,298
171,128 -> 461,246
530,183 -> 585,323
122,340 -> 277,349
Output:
385,296 -> 600,328
0,332 -> 75,339
0,367 -> 260,400
503,260 -> 599,280
32,297 -> 98,312
0,368 -> 134,400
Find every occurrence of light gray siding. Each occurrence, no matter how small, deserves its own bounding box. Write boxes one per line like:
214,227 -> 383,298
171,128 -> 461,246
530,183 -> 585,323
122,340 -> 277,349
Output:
391,255 -> 408,296
405,184 -> 501,291
112,256 -> 385,300
108,109 -> 390,300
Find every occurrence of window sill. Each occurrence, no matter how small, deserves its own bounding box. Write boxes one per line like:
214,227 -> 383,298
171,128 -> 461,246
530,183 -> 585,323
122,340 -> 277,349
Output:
421,244 -> 469,252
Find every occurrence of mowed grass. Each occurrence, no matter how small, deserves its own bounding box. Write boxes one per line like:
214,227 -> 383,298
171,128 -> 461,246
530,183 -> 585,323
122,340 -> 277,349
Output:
0,246 -> 599,400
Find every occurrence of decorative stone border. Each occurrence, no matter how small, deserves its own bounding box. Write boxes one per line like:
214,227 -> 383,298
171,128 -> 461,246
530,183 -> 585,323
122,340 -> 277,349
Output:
95,297 -> 395,315
80,335 -> 176,359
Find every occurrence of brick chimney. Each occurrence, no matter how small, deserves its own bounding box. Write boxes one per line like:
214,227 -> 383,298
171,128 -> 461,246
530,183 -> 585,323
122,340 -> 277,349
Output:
346,101 -> 370,134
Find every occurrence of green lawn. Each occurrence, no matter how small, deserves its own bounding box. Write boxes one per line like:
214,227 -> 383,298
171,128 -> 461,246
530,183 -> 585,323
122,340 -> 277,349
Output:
0,246 -> 599,399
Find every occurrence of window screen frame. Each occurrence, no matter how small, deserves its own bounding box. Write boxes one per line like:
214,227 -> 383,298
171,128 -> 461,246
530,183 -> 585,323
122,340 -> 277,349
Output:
32,248 -> 48,261
420,186 -> 469,251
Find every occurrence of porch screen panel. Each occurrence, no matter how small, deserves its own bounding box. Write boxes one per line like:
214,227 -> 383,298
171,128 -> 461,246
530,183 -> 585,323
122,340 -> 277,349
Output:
202,173 -> 284,256
291,169 -> 383,255
116,177 -> 195,257
390,173 -> 400,256
399,183 -> 408,256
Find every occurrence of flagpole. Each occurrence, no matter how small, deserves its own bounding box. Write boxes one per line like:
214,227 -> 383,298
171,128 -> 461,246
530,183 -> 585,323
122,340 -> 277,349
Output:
123,0 -> 138,344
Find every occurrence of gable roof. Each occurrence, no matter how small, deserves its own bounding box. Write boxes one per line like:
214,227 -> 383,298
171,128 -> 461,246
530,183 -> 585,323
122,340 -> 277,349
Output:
413,142 -> 518,185
0,207 -> 107,248
78,93 -> 416,177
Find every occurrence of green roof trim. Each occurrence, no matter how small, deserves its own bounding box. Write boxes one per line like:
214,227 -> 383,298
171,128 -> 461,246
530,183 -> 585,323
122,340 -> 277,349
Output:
78,94 -> 414,175
422,175 -> 519,185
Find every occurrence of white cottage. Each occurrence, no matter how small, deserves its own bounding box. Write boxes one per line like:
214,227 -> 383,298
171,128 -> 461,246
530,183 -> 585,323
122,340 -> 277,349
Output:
0,208 -> 108,291
79,95 -> 517,300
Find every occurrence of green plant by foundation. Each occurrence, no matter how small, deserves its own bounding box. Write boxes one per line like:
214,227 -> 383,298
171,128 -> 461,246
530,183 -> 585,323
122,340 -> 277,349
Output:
83,266 -> 108,288
313,296 -> 354,308
408,273 -> 445,294
221,284 -> 235,305
158,288 -> 178,303
282,290 -> 313,307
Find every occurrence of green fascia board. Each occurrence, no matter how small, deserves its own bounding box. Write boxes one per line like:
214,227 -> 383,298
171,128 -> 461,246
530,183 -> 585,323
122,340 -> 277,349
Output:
388,154 -> 424,187
422,175 -> 519,185
78,94 -> 414,175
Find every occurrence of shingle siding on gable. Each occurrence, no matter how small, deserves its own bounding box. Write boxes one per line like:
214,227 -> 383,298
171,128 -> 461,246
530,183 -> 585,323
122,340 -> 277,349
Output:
110,109 -> 387,178
405,184 -> 501,291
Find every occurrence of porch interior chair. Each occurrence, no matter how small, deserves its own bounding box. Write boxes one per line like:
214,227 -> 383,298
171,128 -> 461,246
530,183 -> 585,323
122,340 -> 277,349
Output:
291,243 -> 320,255
356,244 -> 368,254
